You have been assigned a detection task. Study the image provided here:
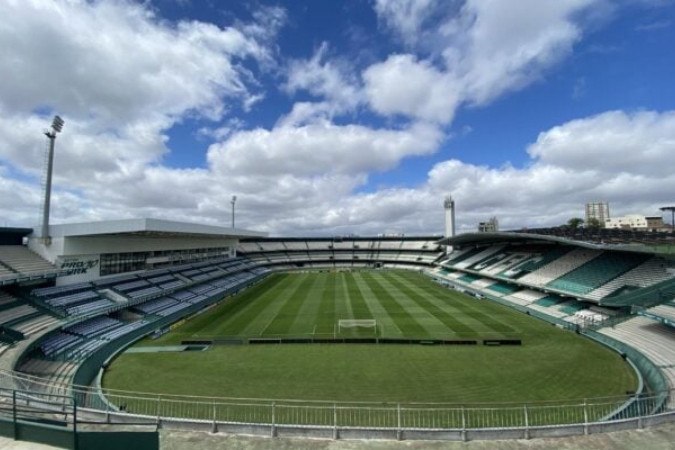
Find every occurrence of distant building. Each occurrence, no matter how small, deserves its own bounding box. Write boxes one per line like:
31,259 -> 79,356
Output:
585,202 -> 610,223
604,214 -> 665,231
478,217 -> 499,233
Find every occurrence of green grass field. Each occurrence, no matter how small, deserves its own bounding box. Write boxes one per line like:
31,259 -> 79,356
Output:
103,270 -> 637,409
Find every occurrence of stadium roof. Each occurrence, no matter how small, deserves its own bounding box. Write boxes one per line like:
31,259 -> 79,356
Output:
44,218 -> 267,239
438,232 -> 663,255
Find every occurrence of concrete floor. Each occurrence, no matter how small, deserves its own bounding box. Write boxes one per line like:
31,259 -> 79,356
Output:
160,424 -> 675,450
3,423 -> 675,450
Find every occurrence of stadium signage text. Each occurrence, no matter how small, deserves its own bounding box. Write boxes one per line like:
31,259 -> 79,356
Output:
58,258 -> 100,276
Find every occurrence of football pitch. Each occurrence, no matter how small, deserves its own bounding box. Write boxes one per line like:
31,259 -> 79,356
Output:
103,270 -> 637,405
141,270 -> 530,342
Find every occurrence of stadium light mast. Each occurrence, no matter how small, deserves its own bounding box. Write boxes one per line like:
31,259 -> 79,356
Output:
231,195 -> 237,228
41,115 -> 65,243
661,206 -> 675,234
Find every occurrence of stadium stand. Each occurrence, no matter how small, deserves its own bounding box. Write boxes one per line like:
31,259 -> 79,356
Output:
0,246 -> 57,281
599,316 -> 675,388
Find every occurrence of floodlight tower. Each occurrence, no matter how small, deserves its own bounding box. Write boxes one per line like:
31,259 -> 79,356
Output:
661,206 -> 675,234
231,195 -> 237,228
41,115 -> 65,243
444,195 -> 456,253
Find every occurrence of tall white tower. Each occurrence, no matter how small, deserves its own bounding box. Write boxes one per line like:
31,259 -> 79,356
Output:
444,195 -> 455,253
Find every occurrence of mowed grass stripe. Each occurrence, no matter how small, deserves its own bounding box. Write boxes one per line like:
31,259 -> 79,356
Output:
343,272 -> 373,319
349,272 -> 403,336
314,274 -> 337,336
286,273 -> 328,335
201,273 -> 300,337
380,271 -> 477,335
184,274 -> 290,337
384,271 -> 505,334
395,271 -> 518,333
258,274 -> 318,336
336,273 -> 354,321
362,273 -> 438,337
340,272 -> 375,337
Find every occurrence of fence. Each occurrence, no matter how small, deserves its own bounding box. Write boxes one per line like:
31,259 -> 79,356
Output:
0,369 -> 672,441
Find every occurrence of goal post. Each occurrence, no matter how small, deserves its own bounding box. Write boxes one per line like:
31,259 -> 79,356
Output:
337,319 -> 377,336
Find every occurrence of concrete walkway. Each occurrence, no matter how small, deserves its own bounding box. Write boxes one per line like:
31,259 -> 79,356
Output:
160,423 -> 675,450
0,437 -> 57,450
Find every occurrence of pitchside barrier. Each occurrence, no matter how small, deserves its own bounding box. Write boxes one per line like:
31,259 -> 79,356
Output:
0,369 -> 673,442
182,337 -> 520,346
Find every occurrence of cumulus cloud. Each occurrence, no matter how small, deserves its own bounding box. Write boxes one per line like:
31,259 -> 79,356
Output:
207,121 -> 443,176
0,1 -> 671,239
365,0 -> 599,123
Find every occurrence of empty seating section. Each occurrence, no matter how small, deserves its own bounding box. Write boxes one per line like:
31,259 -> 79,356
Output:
643,304 -> 675,324
471,278 -> 496,289
586,257 -> 675,301
92,274 -> 138,288
518,249 -> 601,287
135,297 -> 179,315
98,320 -> 146,341
0,304 -> 38,325
114,279 -> 150,293
0,289 -> 19,307
458,273 -> 480,284
65,299 -> 114,316
504,289 -> 547,306
503,247 -> 570,279
482,253 -> 532,276
148,274 -> 175,284
10,314 -> 60,336
0,246 -> 56,276
453,246 -> 505,270
46,290 -> 99,307
64,317 -> 122,337
0,261 -> 16,280
238,237 -> 443,270
159,280 -> 185,290
599,317 -> 675,388
546,252 -> 649,295
171,291 -> 195,301
41,332 -> 81,357
32,282 -> 92,298
127,286 -> 163,299
486,283 -> 520,296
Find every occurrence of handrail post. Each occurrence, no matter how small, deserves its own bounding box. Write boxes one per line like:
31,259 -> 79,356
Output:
271,402 -> 276,437
156,395 -> 162,429
461,406 -> 467,442
583,399 -> 589,435
523,405 -> 529,440
396,403 -> 402,440
333,403 -> 338,440
212,399 -> 217,433
12,390 -> 17,440
73,398 -> 78,450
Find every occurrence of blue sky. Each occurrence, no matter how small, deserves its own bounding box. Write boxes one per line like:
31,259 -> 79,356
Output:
0,1 -> 674,235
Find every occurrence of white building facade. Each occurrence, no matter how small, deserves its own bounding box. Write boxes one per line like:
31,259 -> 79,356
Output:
28,218 -> 266,285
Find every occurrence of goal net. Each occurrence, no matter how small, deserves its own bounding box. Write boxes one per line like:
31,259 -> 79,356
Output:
337,319 -> 377,336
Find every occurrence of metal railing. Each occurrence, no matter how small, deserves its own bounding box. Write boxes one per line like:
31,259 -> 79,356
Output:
1,369 -> 672,438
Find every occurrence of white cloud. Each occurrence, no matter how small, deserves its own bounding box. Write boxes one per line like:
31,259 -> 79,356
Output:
0,0 -> 271,127
363,54 -> 460,123
280,43 -> 362,125
207,121 -> 443,176
365,0 -> 600,123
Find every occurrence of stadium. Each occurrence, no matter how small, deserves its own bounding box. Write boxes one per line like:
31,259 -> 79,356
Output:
0,195 -> 674,448
1,3 -> 675,449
